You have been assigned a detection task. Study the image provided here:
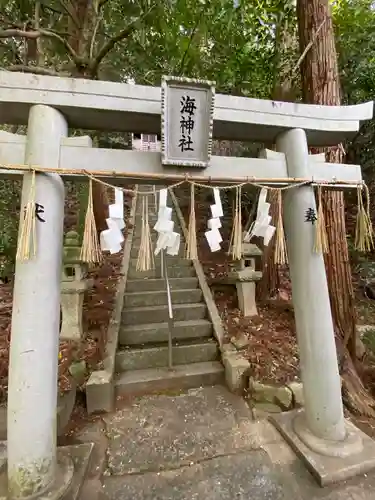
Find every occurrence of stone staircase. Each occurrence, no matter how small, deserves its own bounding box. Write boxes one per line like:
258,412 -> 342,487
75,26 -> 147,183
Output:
114,188 -> 224,397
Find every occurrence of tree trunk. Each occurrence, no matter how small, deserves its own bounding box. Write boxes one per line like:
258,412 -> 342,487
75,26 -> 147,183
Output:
297,0 -> 374,416
258,14 -> 297,301
68,0 -> 109,234
258,190 -> 279,299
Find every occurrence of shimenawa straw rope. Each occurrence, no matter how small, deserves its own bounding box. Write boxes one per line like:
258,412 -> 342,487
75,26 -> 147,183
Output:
313,185 -> 328,254
274,189 -> 288,265
228,185 -> 243,260
80,178 -> 102,264
185,183 -> 198,260
16,170 -> 37,261
136,196 -> 154,271
355,184 -> 374,252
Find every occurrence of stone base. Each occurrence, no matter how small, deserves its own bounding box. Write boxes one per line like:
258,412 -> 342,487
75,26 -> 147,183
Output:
236,282 -> 258,317
222,351 -> 250,394
0,442 -> 93,499
86,370 -> 114,414
270,409 -> 375,487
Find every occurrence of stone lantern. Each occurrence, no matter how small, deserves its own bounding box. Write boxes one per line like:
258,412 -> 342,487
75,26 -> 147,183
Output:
233,241 -> 263,317
60,231 -> 94,340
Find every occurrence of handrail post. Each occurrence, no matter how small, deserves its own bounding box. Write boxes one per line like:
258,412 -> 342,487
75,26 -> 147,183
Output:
162,250 -> 174,370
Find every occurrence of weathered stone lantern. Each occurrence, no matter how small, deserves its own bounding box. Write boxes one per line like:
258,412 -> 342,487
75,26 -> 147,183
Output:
60,230 -> 94,340
233,241 -> 263,317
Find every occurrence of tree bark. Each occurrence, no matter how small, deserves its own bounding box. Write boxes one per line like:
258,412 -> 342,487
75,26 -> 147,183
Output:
258,13 -> 297,301
297,0 -> 374,416
68,0 -> 109,234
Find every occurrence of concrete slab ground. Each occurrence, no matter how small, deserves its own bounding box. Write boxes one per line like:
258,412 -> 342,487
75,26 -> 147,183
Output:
70,386 -> 375,500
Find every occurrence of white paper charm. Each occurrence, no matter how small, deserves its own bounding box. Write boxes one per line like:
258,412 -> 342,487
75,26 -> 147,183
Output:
154,219 -> 174,234
109,203 -> 123,220
107,188 -> 125,233
205,230 -> 221,252
112,217 -> 125,230
159,188 -> 168,208
264,225 -> 276,246
106,218 -> 124,244
206,188 -> 224,252
155,232 -> 170,256
166,232 -> 180,256
258,188 -> 268,209
208,218 -> 222,230
244,188 -> 276,247
211,203 -> 224,219
100,230 -> 110,252
153,192 -> 181,257
115,188 -> 124,209
213,188 -> 223,212
100,228 -> 122,253
154,207 -> 172,232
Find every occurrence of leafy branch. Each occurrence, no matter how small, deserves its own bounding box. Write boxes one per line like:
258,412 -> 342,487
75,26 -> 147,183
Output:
0,29 -> 39,39
5,64 -> 67,76
178,9 -> 205,76
89,3 -> 156,75
0,27 -> 80,62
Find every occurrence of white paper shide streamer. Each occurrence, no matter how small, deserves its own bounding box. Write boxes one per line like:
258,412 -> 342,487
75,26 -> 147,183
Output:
244,188 -> 276,246
100,188 -> 125,254
205,188 -> 223,252
154,188 -> 181,257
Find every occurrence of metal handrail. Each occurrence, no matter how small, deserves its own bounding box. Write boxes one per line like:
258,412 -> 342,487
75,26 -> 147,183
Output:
161,249 -> 174,370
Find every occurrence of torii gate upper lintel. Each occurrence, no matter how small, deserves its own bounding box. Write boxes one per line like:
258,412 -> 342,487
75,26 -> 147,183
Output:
0,72 -> 374,498
0,70 -> 372,146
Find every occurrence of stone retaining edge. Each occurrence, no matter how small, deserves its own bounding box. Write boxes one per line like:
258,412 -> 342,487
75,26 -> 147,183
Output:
86,189 -> 138,414
169,189 -> 225,348
170,190 -> 254,394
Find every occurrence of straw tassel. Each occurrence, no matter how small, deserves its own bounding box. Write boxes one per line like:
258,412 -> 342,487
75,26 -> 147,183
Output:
185,183 -> 198,260
152,185 -> 157,215
313,184 -> 328,254
228,185 -> 243,260
136,195 -> 154,271
16,170 -> 37,261
274,189 -> 288,265
80,178 -> 102,264
355,183 -> 374,252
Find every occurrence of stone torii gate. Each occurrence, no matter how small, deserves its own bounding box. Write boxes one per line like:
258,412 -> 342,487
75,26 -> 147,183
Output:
0,70 -> 375,497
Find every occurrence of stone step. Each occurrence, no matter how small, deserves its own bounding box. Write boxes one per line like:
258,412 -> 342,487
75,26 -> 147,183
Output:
128,265 -> 195,280
126,277 -> 199,293
114,361 -> 224,398
130,245 -> 185,258
119,319 -> 213,345
129,256 -> 192,267
131,241 -> 186,253
131,238 -> 186,250
123,288 -> 203,308
115,339 -> 219,372
134,212 -> 180,222
132,225 -> 181,238
122,303 -> 207,325
133,213 -> 181,225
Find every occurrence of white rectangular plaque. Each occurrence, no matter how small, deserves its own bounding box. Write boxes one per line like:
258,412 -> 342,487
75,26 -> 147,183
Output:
161,75 -> 215,168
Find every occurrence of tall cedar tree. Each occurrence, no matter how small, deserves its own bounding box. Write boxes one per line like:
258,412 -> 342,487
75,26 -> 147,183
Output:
297,0 -> 374,416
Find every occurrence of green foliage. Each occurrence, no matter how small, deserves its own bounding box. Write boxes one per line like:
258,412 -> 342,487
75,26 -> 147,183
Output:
0,180 -> 20,279
332,1 -> 375,187
333,0 -> 375,104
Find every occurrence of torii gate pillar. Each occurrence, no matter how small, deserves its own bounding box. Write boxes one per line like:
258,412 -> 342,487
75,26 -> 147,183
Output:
5,105 -> 92,499
270,128 -> 375,486
277,128 -> 345,441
